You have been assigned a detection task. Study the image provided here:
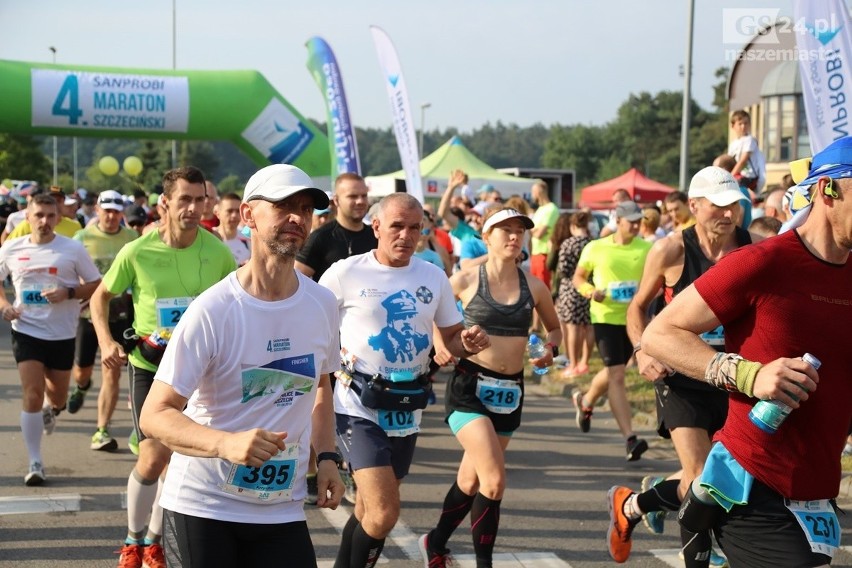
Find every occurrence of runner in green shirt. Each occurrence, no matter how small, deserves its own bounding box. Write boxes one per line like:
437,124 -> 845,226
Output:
571,201 -> 652,462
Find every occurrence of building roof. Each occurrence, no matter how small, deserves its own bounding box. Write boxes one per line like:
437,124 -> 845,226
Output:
760,60 -> 802,97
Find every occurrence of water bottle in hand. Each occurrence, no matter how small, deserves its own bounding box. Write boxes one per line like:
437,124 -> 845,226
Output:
528,334 -> 549,375
748,353 -> 820,434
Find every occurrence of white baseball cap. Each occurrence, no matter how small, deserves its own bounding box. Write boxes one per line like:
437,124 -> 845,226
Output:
243,164 -> 329,209
688,166 -> 749,207
482,208 -> 535,233
97,190 -> 126,211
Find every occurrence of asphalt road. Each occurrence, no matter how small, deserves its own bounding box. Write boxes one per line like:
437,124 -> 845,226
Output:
0,320 -> 850,567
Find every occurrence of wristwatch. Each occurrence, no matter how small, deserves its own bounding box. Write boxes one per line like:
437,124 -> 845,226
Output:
545,342 -> 559,358
316,451 -> 343,467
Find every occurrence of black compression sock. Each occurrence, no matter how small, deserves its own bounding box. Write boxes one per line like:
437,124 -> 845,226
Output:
636,479 -> 681,512
430,482 -> 475,551
333,513 -> 360,568
349,523 -> 385,568
680,525 -> 712,568
470,493 -> 501,568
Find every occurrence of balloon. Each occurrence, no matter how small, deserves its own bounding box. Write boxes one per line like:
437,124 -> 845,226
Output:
123,156 -> 143,177
99,156 -> 119,177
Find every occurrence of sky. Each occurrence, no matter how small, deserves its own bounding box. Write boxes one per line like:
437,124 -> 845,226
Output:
1,0 -> 796,134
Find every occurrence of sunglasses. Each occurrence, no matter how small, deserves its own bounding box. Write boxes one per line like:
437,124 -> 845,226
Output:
99,198 -> 125,205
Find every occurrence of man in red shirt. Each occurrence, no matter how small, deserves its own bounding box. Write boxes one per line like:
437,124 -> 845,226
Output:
641,137 -> 852,567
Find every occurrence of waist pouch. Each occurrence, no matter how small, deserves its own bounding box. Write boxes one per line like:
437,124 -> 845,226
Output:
128,331 -> 167,367
349,371 -> 431,411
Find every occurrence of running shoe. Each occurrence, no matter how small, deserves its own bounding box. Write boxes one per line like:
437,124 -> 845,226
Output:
625,436 -> 648,461
679,547 -> 729,567
553,354 -> 569,368
24,461 -> 45,486
42,405 -> 56,435
304,473 -> 318,505
640,475 -> 667,534
91,428 -> 119,452
128,430 -> 139,456
141,543 -> 165,568
340,465 -> 357,505
67,382 -> 90,414
116,543 -> 143,568
607,486 -> 638,563
843,443 -> 852,457
572,391 -> 593,433
418,532 -> 453,568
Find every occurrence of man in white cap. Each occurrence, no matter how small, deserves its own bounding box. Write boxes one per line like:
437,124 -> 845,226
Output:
607,166 -> 758,566
90,166 -> 235,568
66,190 -> 139,454
140,164 -> 343,567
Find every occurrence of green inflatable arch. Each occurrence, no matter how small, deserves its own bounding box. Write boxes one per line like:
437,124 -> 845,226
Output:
0,59 -> 330,176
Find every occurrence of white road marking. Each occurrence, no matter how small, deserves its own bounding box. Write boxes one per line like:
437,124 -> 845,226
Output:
0,493 -> 81,515
318,507 -> 573,566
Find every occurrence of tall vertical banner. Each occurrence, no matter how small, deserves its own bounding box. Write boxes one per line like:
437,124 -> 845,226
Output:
794,0 -> 852,153
369,26 -> 424,202
305,37 -> 361,179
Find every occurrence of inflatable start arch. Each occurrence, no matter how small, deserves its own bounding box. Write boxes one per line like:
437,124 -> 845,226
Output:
0,59 -> 330,176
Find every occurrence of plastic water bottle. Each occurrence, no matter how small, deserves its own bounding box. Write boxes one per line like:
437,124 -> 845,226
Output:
527,334 -> 549,375
748,353 -> 821,434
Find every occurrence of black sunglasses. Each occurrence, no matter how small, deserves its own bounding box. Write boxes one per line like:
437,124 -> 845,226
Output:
99,198 -> 125,205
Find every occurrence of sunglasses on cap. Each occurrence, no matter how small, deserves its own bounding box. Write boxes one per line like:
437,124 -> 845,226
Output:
99,198 -> 124,205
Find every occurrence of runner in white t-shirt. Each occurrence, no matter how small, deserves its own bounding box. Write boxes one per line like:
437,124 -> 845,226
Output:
0,193 -> 101,486
318,193 -> 491,568
140,165 -> 344,568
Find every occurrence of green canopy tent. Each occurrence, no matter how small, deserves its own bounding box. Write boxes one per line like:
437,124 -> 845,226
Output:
365,136 -> 530,199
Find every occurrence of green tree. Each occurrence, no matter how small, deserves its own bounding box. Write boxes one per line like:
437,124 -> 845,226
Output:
0,134 -> 51,183
542,124 -> 605,185
179,141 -> 220,179
217,174 -> 244,196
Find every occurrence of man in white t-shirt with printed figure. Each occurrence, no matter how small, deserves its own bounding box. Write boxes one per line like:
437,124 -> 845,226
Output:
0,193 -> 102,486
140,164 -> 343,567
319,193 -> 491,568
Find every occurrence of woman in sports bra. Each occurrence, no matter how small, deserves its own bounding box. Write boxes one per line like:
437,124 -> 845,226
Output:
419,207 -> 561,567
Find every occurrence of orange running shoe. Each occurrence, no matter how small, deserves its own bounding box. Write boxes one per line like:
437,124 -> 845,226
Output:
607,486 -> 638,563
142,543 -> 165,568
116,543 -> 143,568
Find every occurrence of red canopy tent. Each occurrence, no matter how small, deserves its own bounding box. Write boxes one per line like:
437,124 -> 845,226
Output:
579,168 -> 676,210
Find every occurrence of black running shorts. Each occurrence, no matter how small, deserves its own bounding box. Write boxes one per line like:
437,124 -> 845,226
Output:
654,376 -> 728,438
714,479 -> 833,568
11,329 -> 75,370
163,510 -> 317,568
74,317 -> 131,368
592,323 -> 632,367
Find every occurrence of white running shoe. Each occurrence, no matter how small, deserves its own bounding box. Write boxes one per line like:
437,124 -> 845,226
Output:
24,461 -> 45,486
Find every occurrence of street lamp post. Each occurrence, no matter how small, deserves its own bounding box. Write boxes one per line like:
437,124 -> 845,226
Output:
49,47 -> 58,186
171,0 -> 178,168
419,102 -> 431,160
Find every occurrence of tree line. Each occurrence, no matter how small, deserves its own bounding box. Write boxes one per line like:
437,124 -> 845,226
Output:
0,68 -> 729,194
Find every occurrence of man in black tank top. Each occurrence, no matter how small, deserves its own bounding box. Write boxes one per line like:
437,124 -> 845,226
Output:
604,167 -> 763,566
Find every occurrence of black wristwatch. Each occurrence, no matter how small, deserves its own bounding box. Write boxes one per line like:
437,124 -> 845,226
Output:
545,342 -> 559,358
67,287 -> 75,299
316,451 -> 343,467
